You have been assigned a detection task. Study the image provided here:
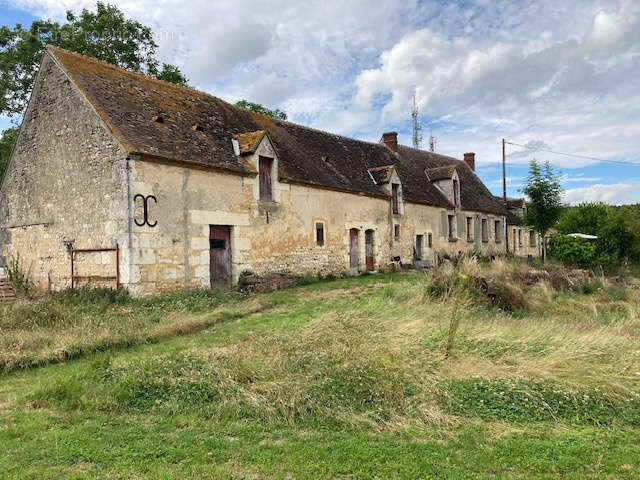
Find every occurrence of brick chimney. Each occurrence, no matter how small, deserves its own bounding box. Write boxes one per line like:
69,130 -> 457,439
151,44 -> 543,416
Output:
463,152 -> 475,171
380,131 -> 398,152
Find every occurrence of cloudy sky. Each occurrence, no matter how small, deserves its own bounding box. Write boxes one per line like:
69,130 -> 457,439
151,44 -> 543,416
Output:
2,0 -> 640,204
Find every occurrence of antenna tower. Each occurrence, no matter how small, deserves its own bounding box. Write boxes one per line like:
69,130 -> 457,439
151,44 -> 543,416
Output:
411,94 -> 423,149
429,132 -> 436,152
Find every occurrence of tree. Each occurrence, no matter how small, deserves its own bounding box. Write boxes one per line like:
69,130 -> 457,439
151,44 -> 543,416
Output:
0,126 -> 18,182
521,160 -> 563,260
0,2 -> 188,117
235,99 -> 287,120
555,202 -> 613,236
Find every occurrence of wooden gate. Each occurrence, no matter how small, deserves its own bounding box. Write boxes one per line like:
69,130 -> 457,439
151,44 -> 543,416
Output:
210,225 -> 232,289
365,229 -> 374,271
349,228 -> 359,273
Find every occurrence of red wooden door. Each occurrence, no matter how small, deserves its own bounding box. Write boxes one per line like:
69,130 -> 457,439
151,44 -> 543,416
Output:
365,230 -> 374,271
349,228 -> 359,271
210,225 -> 232,289
259,156 -> 273,201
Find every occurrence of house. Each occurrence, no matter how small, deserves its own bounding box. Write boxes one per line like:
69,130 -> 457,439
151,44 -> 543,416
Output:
0,46 -> 515,295
501,197 -> 541,258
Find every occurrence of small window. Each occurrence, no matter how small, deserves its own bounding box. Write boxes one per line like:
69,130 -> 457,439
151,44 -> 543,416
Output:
391,183 -> 400,214
448,214 -> 456,240
259,156 -> 273,202
394,224 -> 400,241
427,232 -> 433,248
495,220 -> 501,243
529,230 -> 536,247
316,222 -> 325,247
518,229 -> 523,247
466,217 -> 473,242
415,235 -> 424,260
482,218 -> 488,242
210,238 -> 225,250
453,179 -> 459,207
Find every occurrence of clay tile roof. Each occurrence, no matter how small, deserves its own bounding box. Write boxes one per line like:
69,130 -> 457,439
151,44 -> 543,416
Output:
426,165 -> 456,181
367,165 -> 395,184
46,46 -> 505,214
235,130 -> 266,155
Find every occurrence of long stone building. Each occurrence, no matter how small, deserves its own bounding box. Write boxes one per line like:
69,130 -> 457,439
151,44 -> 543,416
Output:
0,46 -> 534,295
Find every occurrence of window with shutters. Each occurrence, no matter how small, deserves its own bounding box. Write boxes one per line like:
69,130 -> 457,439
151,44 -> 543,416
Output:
481,218 -> 488,242
259,156 -> 273,202
391,183 -> 400,214
448,215 -> 456,241
494,220 -> 502,243
466,217 -> 473,242
315,222 -> 325,247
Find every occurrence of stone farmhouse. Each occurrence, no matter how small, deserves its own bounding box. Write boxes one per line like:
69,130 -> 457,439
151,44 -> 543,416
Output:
0,46 -> 537,296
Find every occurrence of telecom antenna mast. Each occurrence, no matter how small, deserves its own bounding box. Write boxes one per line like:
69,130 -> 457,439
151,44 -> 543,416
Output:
411,94 -> 423,149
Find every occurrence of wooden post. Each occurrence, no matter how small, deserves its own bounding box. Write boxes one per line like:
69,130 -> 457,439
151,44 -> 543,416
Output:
115,243 -> 120,289
70,248 -> 75,290
502,138 -> 509,253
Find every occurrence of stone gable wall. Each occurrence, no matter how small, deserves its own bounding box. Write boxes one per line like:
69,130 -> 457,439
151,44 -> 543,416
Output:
0,52 -> 128,290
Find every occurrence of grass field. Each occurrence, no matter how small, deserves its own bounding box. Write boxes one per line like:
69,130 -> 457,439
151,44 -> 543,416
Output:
1,262 -> 640,479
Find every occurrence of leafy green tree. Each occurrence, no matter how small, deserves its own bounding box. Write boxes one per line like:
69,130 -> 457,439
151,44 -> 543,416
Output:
555,202 -> 612,236
595,207 -> 640,265
235,99 -> 287,120
0,125 -> 18,182
548,234 -> 597,267
521,160 -> 563,261
0,2 -> 188,117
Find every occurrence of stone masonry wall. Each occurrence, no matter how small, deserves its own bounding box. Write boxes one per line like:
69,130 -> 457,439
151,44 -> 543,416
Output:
0,52 -> 128,290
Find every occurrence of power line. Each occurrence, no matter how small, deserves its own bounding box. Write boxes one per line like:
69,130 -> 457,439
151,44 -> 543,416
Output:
505,141 -> 640,167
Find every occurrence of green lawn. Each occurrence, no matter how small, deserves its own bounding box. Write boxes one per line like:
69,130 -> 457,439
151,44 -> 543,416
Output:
1,268 -> 639,479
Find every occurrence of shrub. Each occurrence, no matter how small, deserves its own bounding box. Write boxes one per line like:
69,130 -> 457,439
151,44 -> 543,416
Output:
5,255 -> 31,292
548,234 -> 597,267
582,278 -> 603,295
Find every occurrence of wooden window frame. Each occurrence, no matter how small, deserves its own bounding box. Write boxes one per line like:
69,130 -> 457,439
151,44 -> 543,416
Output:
315,221 -> 325,247
481,218 -> 488,243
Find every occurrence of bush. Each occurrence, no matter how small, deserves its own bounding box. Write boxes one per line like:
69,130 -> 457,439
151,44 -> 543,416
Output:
548,234 -> 597,267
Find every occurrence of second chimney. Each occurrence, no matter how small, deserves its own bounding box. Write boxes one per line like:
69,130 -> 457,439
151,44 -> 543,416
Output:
380,131 -> 398,152
463,152 -> 475,171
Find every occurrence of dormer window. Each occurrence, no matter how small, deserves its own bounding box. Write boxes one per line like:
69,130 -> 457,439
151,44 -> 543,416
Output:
453,179 -> 460,207
259,156 -> 273,202
392,183 -> 399,214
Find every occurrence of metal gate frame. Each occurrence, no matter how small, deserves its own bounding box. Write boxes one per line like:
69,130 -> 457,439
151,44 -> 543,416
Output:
70,244 -> 119,290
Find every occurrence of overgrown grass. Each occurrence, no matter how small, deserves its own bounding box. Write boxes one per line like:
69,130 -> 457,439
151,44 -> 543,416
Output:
1,263 -> 640,478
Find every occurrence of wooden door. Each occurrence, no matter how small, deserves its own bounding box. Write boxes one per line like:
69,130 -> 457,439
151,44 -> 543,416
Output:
210,225 -> 232,289
365,230 -> 374,271
349,228 -> 359,271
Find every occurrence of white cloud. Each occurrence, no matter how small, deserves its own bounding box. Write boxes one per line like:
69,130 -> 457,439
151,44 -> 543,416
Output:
563,182 -> 640,205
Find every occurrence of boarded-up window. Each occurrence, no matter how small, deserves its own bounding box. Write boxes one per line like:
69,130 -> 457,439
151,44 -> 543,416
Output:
466,217 -> 473,241
259,156 -> 273,202
529,230 -> 536,247
316,222 -> 325,246
495,220 -> 502,243
482,218 -> 488,242
427,232 -> 433,247
453,179 -> 459,206
394,224 -> 400,240
415,235 -> 424,259
448,215 -> 456,240
392,184 -> 399,214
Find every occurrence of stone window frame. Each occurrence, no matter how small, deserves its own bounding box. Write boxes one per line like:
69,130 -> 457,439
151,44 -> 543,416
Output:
448,214 -> 457,242
466,216 -> 474,242
494,219 -> 502,244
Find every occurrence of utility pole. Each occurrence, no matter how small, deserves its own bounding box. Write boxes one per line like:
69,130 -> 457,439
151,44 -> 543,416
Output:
502,138 -> 509,252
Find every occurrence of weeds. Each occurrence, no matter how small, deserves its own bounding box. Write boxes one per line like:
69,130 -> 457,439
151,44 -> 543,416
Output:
5,254 -> 31,292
